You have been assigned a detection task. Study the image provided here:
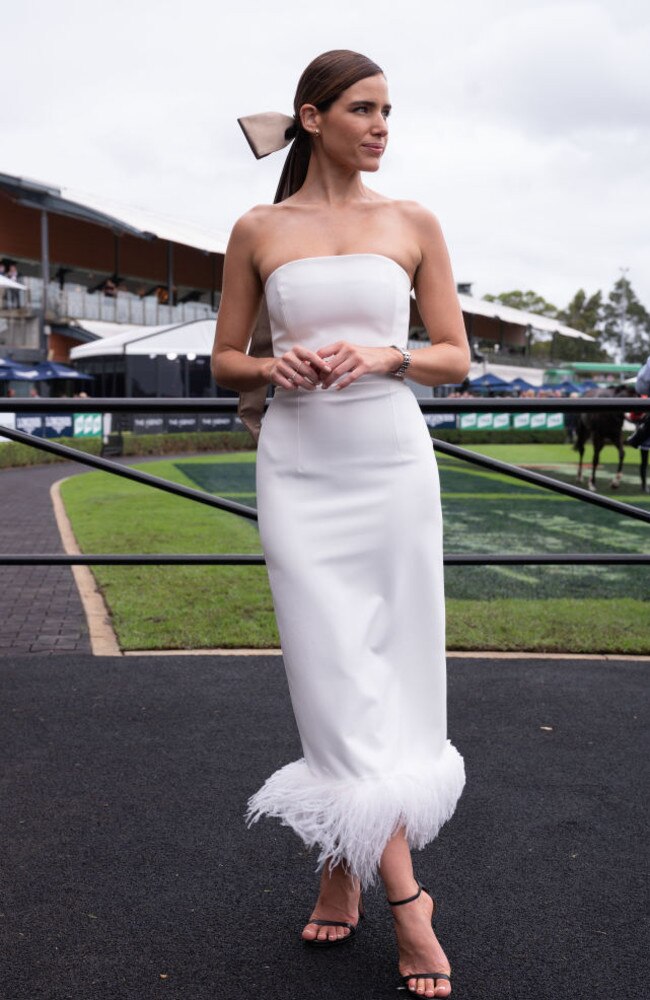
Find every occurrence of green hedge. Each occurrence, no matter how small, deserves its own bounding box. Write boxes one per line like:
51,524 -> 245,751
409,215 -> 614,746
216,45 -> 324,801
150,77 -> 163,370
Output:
0,426 -> 568,469
0,436 -> 103,469
119,430 -> 253,456
0,430 -> 254,469
429,428 -> 567,445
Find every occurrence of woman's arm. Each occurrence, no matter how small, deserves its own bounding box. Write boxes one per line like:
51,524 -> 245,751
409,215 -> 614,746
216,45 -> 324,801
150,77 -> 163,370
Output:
211,211 -> 272,390
211,210 -> 332,392
406,203 -> 470,387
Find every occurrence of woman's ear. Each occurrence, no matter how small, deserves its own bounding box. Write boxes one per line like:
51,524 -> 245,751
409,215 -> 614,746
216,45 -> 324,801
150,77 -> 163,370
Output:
299,103 -> 320,134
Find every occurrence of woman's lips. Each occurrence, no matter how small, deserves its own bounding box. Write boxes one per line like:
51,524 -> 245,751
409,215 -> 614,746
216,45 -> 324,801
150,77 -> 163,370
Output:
362,144 -> 384,154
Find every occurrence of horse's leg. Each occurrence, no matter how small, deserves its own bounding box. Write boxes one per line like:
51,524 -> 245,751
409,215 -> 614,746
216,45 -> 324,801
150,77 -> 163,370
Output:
590,436 -> 601,492
611,435 -> 624,489
641,450 -> 649,493
576,427 -> 586,483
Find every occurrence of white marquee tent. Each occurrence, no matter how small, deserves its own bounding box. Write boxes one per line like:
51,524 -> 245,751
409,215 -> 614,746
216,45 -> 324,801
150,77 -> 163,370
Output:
70,319 -> 216,360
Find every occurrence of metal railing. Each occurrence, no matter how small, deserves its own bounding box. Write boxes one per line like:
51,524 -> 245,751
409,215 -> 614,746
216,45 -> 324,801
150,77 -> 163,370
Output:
0,396 -> 648,568
2,277 -> 218,326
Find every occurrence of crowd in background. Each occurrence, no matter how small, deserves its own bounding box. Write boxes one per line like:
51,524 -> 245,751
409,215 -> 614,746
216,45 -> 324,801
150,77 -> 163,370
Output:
0,259 -> 22,308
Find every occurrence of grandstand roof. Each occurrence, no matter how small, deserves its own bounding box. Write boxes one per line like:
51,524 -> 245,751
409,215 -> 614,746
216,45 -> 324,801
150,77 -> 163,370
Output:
0,171 -> 228,254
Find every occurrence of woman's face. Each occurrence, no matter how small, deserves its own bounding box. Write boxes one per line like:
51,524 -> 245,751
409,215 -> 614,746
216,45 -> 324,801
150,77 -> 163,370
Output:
302,73 -> 390,172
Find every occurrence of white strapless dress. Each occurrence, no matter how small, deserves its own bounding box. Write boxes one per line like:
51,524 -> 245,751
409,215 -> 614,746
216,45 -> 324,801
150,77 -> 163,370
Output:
246,254 -> 465,887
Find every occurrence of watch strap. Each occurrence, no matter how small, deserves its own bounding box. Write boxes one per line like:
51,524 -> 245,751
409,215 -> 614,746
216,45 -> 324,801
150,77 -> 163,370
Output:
390,344 -> 412,379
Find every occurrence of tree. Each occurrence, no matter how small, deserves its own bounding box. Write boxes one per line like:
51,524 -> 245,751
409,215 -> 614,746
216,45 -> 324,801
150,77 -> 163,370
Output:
483,289 -> 558,317
557,289 -> 602,333
600,275 -> 650,364
556,289 -> 610,363
482,280 -> 650,365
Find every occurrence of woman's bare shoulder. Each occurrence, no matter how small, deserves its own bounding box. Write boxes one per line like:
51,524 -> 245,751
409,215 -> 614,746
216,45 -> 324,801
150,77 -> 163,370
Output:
364,190 -> 442,235
228,202 -> 290,246
230,203 -> 275,234
392,198 -> 442,231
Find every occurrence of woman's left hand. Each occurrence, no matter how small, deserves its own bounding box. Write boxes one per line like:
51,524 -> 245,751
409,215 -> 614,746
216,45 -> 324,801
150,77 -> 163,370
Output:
316,342 -> 400,390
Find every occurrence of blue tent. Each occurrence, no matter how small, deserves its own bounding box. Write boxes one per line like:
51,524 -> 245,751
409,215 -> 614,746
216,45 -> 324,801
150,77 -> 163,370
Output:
469,372 -> 510,388
0,358 -> 41,381
540,380 -> 581,394
509,377 -> 537,391
34,361 -> 93,381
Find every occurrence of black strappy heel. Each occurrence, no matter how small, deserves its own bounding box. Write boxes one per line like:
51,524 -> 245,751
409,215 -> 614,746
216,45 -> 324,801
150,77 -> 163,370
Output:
302,890 -> 365,948
388,881 -> 452,994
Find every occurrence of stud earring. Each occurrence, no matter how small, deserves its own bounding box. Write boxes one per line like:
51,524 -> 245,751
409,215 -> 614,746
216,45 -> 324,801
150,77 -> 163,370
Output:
313,130 -> 320,136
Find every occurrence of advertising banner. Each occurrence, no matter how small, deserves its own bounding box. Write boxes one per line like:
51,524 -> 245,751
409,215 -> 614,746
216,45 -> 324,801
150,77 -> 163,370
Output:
0,411 -> 16,444
199,414 -> 234,431
13,413 -> 103,438
15,414 -> 45,436
166,415 -> 199,433
424,413 -> 457,430
512,412 -> 564,431
43,415 -> 74,438
73,413 -> 102,437
460,412 -> 564,431
133,415 -> 164,435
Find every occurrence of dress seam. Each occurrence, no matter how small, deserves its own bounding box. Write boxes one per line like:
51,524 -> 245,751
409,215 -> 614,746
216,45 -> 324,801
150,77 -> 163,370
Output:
389,389 -> 404,460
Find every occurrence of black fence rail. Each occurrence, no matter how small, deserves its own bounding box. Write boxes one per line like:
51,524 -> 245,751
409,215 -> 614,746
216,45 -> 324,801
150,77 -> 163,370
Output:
1,397 -> 649,568
0,396 -> 648,412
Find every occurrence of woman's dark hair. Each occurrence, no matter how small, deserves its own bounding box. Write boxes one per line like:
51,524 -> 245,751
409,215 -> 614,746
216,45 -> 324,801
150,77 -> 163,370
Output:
274,49 -> 383,204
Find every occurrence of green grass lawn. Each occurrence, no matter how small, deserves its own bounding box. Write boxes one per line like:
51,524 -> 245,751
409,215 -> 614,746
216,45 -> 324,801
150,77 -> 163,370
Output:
59,445 -> 649,653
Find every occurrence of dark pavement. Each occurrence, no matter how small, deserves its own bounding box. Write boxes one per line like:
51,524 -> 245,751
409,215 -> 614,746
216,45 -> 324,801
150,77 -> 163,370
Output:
1,653 -> 647,1000
0,462 -> 91,654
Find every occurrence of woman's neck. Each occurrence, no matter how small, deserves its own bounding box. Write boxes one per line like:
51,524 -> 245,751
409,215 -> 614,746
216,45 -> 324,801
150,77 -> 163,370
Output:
295,155 -> 374,206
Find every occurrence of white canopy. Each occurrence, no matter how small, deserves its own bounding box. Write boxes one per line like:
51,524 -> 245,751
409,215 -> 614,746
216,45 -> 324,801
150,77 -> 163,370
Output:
70,318 -> 216,359
457,293 -> 594,342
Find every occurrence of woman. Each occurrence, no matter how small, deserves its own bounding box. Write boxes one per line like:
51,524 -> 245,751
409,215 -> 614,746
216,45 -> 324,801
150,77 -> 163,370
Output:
212,49 -> 470,999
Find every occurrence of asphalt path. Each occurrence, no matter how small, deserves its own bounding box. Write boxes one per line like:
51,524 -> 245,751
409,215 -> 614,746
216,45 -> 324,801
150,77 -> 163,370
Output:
1,653 -> 647,1000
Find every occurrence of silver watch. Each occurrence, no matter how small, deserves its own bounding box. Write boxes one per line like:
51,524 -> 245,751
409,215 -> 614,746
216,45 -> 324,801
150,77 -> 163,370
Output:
389,344 -> 412,379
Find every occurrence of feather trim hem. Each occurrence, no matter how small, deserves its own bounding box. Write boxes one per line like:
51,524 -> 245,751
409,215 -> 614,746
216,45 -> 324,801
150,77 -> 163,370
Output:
245,739 -> 465,887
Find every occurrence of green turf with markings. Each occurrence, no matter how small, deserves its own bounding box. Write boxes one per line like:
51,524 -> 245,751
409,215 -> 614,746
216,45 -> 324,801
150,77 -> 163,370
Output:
60,445 -> 649,652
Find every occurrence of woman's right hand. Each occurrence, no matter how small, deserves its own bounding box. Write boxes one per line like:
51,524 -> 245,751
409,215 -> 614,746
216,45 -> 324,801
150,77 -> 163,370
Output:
268,346 -> 332,391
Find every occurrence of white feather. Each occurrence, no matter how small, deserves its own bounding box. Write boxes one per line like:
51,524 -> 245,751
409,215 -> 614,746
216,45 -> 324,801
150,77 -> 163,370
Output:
245,739 -> 465,888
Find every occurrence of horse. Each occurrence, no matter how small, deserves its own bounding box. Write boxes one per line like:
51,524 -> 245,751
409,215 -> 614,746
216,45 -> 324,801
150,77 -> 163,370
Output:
574,385 -> 637,492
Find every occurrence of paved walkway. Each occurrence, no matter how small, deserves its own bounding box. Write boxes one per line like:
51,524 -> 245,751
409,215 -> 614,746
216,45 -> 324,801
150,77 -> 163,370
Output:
1,652 -> 646,1000
1,462 -> 646,997
0,462 -> 91,654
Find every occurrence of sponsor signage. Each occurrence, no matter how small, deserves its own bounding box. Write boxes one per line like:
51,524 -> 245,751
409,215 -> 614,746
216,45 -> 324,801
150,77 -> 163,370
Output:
16,414 -> 45,436
459,412 -> 564,431
0,411 -> 16,444
130,414 -> 238,434
73,413 -> 102,437
424,413 -> 457,429
44,415 -> 73,437
199,414 -> 234,431
12,413 -> 102,437
133,415 -> 165,435
166,415 -> 199,433
13,413 -> 101,438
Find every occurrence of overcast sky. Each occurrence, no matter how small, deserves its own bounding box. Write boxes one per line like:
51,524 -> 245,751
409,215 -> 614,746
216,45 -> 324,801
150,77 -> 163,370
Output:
2,0 -> 648,310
